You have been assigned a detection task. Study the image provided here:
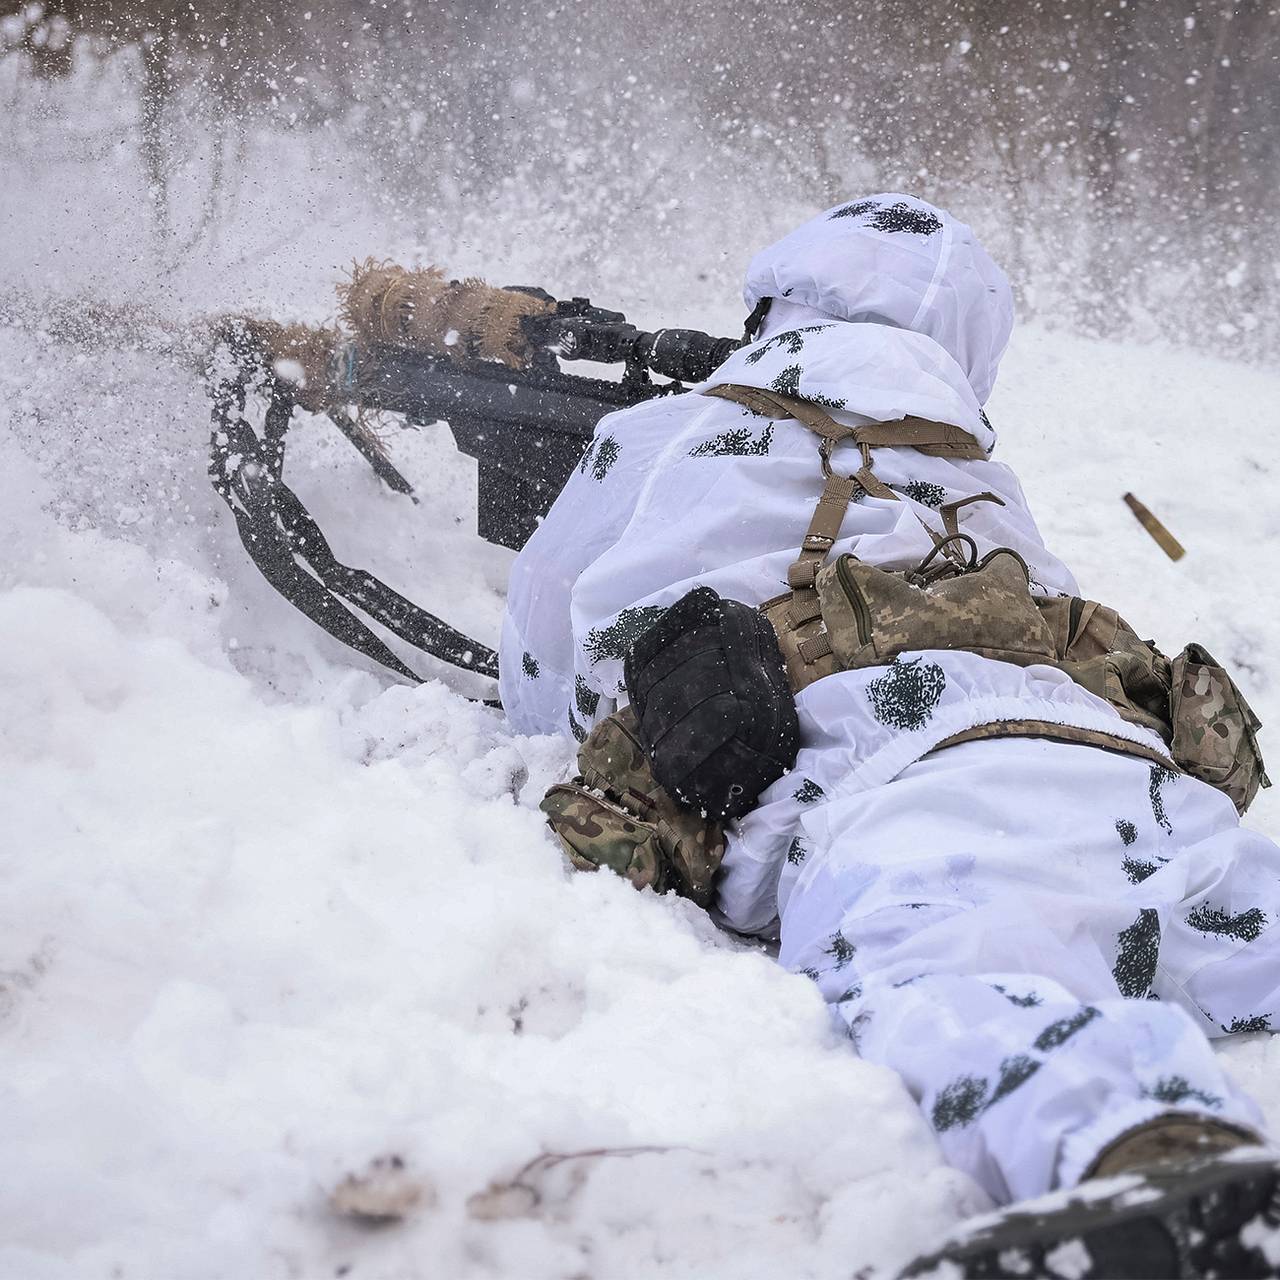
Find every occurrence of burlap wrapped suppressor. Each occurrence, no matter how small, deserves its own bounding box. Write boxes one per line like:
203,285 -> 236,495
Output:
339,260 -> 554,369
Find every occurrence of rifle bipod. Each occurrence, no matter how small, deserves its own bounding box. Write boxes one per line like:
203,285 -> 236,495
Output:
207,320 -> 501,691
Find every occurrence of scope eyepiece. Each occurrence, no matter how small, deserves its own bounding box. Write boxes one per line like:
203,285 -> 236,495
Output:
641,329 -> 742,383
520,289 -> 742,385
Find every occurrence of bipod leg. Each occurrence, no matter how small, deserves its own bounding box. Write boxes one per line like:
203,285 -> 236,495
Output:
207,332 -> 499,690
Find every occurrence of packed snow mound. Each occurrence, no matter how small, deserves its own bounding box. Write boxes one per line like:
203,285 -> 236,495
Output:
0,428 -> 985,1278
1,312 -> 1279,1279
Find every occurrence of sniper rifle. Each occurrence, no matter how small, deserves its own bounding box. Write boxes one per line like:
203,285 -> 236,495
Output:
208,265 -> 742,689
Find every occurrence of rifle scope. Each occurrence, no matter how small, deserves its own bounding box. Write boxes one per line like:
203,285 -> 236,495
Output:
520,295 -> 742,385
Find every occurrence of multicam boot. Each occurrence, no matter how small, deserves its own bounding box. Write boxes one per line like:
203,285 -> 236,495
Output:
899,1116 -> 1280,1279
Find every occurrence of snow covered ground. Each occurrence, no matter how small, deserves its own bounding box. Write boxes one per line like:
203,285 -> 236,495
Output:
4,99 -> 1280,1280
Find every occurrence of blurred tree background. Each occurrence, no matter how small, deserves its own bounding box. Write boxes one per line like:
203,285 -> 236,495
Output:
3,0 -> 1278,355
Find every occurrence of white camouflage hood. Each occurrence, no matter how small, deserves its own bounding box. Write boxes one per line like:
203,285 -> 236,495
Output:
741,194 -> 1014,405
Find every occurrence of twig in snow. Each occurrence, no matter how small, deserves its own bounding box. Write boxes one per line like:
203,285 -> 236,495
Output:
466,1145 -> 685,1220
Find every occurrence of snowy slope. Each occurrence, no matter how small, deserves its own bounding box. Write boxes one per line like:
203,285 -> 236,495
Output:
2,309 -> 1279,1280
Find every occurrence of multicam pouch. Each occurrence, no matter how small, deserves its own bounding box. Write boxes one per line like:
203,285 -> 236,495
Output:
1169,643 -> 1271,815
540,706 -> 726,907
1044,598 -> 1175,745
1036,595 -> 1142,663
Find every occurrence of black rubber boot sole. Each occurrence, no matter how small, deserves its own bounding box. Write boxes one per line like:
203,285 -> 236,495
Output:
900,1152 -> 1280,1279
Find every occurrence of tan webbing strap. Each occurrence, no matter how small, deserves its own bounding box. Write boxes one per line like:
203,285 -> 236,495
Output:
851,460 -> 898,501
931,719 -> 1178,771
786,471 -> 859,627
795,473 -> 861,572
788,592 -> 823,627
852,421 -> 986,459
704,384 -> 985,458
702,382 -> 985,676
703,384 -> 869,612
703,383 -> 856,446
798,630 -> 834,662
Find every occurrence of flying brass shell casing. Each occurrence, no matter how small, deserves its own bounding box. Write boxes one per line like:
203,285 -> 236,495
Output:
1123,492 -> 1186,561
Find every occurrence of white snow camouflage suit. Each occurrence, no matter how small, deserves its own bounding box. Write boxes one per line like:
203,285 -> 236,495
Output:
500,194 -> 1280,1206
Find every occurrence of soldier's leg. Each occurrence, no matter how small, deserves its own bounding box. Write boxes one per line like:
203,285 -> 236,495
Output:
774,740 -> 1268,1206
785,894 -> 1263,1206
862,767 -> 1280,1279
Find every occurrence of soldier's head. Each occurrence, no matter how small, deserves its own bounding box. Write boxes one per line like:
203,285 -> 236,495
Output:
743,195 -> 1012,403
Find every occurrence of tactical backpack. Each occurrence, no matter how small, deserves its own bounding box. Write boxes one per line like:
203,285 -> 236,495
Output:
711,382 -> 1269,815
